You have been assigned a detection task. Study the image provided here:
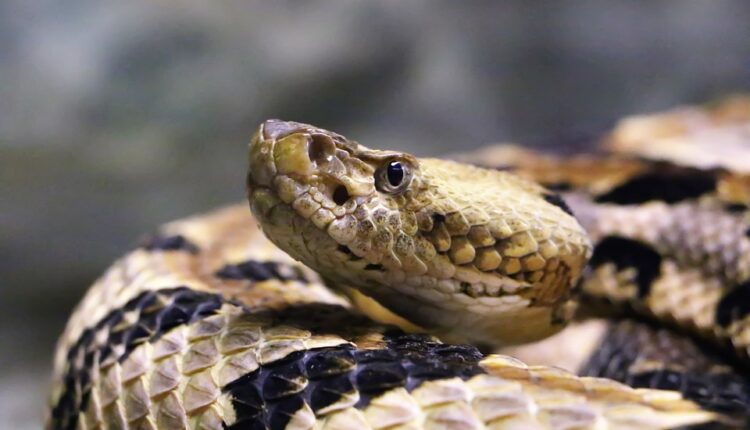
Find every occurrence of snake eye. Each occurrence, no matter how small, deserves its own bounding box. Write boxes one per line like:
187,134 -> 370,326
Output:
376,159 -> 412,193
387,161 -> 404,186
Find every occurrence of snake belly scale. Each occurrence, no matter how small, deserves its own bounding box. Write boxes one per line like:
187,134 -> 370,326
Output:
48,98 -> 750,429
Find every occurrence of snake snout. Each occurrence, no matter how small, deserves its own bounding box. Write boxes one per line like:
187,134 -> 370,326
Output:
249,119 -> 378,233
261,119 -> 308,141
248,120 -> 316,188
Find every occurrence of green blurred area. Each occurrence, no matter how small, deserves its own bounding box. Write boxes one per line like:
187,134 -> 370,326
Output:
2,2 -> 750,427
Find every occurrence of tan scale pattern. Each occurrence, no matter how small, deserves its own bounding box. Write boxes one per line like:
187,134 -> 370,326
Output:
605,94 -> 750,174
72,303 -> 362,429
293,362 -> 716,430
48,204 -> 721,429
460,97 -> 750,366
50,98 -> 750,429
578,200 -> 750,360
49,205 -> 351,419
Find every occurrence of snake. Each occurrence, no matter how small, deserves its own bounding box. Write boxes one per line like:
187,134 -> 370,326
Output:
47,96 -> 750,429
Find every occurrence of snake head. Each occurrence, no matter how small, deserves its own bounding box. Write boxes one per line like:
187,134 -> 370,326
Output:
248,120 -> 591,346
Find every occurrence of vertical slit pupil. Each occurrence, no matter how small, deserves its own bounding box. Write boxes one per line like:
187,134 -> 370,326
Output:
387,161 -> 404,186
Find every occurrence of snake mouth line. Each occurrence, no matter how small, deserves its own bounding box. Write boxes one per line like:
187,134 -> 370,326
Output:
251,184 -> 534,302
323,230 -> 538,304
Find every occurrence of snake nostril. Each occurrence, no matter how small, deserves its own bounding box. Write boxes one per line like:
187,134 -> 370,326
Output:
333,185 -> 350,205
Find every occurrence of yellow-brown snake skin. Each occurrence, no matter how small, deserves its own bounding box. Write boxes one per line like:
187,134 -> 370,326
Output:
48,97 -> 750,429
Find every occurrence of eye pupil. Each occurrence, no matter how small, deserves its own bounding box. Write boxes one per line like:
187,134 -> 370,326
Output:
387,161 -> 404,186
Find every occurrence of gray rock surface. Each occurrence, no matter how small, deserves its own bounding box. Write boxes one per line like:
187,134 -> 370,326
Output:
2,1 -> 749,427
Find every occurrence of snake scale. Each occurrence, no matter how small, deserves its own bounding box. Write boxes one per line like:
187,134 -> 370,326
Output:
48,96 -> 750,429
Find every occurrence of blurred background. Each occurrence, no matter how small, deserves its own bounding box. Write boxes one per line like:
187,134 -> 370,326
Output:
2,1 -> 750,427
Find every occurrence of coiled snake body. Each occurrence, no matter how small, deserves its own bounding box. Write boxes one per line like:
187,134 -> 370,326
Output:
48,98 -> 750,429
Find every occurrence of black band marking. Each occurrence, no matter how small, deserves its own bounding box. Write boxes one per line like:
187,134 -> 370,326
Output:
223,332 -> 484,429
595,166 -> 719,205
141,234 -> 199,253
545,182 -> 574,192
589,236 -> 662,298
50,287 -> 225,430
581,320 -> 750,414
628,369 -> 749,414
542,192 -> 574,216
715,281 -> 750,328
216,260 -> 309,283
724,203 -> 748,214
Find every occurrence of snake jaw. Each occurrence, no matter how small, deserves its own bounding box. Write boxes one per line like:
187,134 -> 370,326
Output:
249,120 -> 592,346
